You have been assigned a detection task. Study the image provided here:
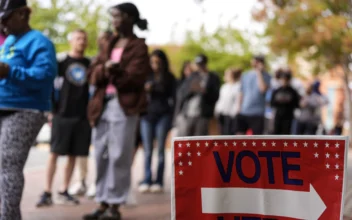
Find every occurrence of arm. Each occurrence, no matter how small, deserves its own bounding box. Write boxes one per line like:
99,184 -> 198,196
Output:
8,39 -> 57,89
203,74 -> 220,106
256,70 -> 270,93
270,89 -> 279,107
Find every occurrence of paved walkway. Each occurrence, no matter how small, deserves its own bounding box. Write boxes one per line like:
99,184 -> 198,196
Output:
22,147 -> 171,220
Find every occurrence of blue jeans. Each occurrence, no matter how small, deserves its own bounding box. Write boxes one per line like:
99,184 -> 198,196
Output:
140,114 -> 172,186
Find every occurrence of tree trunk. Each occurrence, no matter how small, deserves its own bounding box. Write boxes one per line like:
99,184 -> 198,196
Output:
342,64 -> 352,147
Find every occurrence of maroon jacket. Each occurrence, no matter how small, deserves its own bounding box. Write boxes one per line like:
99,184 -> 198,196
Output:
87,35 -> 151,126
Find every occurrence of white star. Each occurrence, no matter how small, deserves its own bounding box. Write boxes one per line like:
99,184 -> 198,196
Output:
271,142 -> 276,147
205,142 -> 209,147
335,143 -> 340,148
284,142 -> 288,147
304,142 -> 308,148
179,170 -> 184,176
293,142 -> 298,147
252,141 -> 256,147
335,175 -> 339,180
314,142 -> 318,148
335,153 -> 340,159
262,142 -> 266,147
232,141 -> 237,146
178,152 -> 182,157
325,153 -> 330,158
326,163 -> 330,169
314,152 -> 319,158
335,164 -> 339,169
224,142 -> 228,147
196,142 -> 200,147
325,142 -> 330,148
178,143 -> 182,148
187,152 -> 191,157
188,161 -> 192,166
242,142 -> 247,147
214,142 -> 218,147
179,161 -> 183,166
197,151 -> 201,156
186,142 -> 191,148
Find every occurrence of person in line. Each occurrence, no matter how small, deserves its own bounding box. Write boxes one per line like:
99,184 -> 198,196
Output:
173,60 -> 193,136
235,55 -> 271,135
69,30 -> 114,199
83,3 -> 150,220
37,29 -> 91,207
0,0 -> 57,218
270,68 -> 300,134
214,67 -> 242,135
297,82 -> 328,135
138,49 -> 176,193
177,54 -> 220,136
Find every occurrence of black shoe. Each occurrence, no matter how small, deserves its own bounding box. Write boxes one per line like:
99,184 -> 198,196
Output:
99,207 -> 121,220
57,190 -> 80,205
36,192 -> 53,207
83,209 -> 106,220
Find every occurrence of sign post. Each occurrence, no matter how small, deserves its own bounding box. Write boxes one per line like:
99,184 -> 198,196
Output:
171,136 -> 348,220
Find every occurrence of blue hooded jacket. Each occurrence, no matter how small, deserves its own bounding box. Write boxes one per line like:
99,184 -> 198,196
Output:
0,30 -> 57,111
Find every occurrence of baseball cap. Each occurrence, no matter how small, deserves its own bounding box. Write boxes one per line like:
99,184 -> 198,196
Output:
0,0 -> 27,19
194,54 -> 208,65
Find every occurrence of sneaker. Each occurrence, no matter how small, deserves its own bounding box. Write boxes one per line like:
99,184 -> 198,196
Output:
69,181 -> 87,196
138,183 -> 150,193
56,191 -> 80,205
150,184 -> 163,193
36,192 -> 53,207
99,207 -> 121,220
86,184 -> 96,199
82,209 -> 106,220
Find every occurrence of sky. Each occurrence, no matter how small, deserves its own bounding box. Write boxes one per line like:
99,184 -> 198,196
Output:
105,0 -> 264,45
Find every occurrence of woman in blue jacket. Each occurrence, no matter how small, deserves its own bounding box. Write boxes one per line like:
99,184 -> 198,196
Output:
0,1 -> 57,219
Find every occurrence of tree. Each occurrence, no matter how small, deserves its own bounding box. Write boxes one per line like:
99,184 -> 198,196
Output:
29,0 -> 108,56
253,0 -> 352,139
177,25 -> 253,79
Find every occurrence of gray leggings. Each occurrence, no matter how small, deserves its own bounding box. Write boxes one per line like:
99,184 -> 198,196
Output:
0,111 -> 45,220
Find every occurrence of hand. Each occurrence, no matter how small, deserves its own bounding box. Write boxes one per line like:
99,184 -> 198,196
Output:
105,60 -> 119,70
47,113 -> 53,127
0,62 -> 10,79
145,81 -> 153,92
190,81 -> 204,93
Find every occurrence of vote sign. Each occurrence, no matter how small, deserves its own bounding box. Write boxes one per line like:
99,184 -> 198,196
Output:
171,136 -> 348,220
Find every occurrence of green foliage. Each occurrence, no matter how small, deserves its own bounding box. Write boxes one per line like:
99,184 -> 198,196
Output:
178,25 -> 253,79
254,0 -> 352,73
29,0 -> 108,56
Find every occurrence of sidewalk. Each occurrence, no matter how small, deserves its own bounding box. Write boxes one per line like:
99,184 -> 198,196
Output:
21,148 -> 171,220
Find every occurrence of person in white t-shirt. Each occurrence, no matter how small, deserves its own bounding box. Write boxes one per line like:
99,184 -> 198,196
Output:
215,68 -> 242,135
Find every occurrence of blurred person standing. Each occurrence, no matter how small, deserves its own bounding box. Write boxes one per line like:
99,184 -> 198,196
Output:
138,49 -> 176,193
173,60 -> 193,136
37,29 -> 91,207
297,82 -> 328,135
69,30 -> 114,199
83,3 -> 150,219
0,0 -> 57,218
270,69 -> 300,134
176,54 -> 220,136
214,68 -> 242,135
235,55 -> 271,135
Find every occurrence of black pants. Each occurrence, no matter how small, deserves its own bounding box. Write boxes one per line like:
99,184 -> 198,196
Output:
296,121 -> 318,135
235,114 -> 265,135
218,114 -> 236,135
273,116 -> 293,135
